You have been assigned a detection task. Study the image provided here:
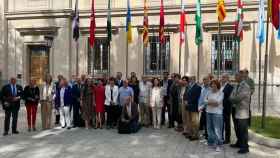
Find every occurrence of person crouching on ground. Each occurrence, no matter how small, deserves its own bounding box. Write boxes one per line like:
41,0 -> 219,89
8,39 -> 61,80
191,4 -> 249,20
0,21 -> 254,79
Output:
118,96 -> 140,134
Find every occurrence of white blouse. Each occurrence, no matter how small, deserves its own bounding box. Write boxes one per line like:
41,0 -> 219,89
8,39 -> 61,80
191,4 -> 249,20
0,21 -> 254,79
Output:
205,90 -> 224,115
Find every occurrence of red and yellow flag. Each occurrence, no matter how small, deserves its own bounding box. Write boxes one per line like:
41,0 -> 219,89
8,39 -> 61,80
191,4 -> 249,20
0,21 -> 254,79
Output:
159,0 -> 165,44
269,0 -> 279,29
143,0 -> 149,47
217,0 -> 226,22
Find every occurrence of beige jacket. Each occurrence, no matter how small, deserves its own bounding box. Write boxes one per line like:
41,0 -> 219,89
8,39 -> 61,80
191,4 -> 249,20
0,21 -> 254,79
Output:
230,81 -> 251,119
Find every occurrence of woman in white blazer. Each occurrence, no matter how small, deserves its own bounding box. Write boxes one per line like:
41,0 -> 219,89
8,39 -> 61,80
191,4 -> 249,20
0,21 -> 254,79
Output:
105,77 -> 119,129
150,78 -> 163,129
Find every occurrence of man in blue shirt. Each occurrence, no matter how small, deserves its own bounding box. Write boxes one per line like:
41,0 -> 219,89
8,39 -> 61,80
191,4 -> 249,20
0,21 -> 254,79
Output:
198,76 -> 211,140
119,79 -> 134,106
1,77 -> 23,136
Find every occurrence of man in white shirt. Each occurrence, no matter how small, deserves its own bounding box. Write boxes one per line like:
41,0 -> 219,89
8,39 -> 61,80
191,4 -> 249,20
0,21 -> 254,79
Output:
139,76 -> 151,126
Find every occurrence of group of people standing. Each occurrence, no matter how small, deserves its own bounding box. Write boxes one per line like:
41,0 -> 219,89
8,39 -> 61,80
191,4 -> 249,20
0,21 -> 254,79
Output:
0,70 -> 254,155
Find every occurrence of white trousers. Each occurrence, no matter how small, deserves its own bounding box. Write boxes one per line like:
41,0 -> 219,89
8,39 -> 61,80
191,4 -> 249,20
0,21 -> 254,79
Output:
152,107 -> 162,129
59,106 -> 71,128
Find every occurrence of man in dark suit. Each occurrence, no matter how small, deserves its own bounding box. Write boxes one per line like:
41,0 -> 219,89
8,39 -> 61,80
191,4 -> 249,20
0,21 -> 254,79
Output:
184,76 -> 201,140
169,74 -> 182,131
160,72 -> 174,127
71,77 -> 82,127
1,77 -> 23,136
54,75 -> 63,125
221,74 -> 234,144
115,72 -> 124,88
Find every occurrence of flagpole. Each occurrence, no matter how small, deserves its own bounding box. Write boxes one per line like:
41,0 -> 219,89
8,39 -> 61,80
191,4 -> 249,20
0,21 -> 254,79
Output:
258,43 -> 262,112
179,42 -> 182,75
217,22 -> 221,79
126,37 -> 128,78
108,41 -> 111,76
76,42 -> 79,76
261,7 -> 270,129
197,44 -> 200,81
91,46 -> 94,77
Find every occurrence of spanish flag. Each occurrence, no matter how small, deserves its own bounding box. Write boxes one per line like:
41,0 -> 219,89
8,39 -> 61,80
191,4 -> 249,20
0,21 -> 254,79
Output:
143,0 -> 149,47
126,0 -> 132,43
217,0 -> 226,22
268,0 -> 279,30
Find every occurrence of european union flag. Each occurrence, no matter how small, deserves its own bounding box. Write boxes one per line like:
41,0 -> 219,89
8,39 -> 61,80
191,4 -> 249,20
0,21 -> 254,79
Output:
257,0 -> 265,44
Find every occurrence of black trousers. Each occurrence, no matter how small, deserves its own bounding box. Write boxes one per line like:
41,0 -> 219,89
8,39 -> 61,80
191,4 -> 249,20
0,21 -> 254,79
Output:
115,105 -> 123,125
171,101 -> 182,125
161,96 -> 172,126
223,110 -> 231,143
232,107 -> 238,140
199,110 -> 207,138
236,119 -> 249,150
105,105 -> 113,126
72,102 -> 81,127
4,107 -> 19,133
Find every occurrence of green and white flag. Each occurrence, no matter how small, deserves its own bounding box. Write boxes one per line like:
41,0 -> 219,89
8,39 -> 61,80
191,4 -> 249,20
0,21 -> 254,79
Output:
107,0 -> 112,42
195,0 -> 203,45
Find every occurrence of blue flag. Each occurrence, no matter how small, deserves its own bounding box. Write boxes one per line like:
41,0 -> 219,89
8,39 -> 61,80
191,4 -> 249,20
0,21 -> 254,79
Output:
278,10 -> 280,40
278,27 -> 280,40
257,0 -> 265,44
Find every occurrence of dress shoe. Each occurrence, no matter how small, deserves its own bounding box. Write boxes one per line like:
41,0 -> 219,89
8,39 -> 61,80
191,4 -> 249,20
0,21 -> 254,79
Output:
12,131 -> 19,134
3,132 -> 8,136
67,127 -> 71,130
33,128 -> 37,131
238,149 -> 249,154
28,128 -> 31,132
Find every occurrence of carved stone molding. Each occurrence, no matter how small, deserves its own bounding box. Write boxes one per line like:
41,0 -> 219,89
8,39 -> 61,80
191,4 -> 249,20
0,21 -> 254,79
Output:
80,27 -> 119,36
16,26 -> 60,36
203,22 -> 251,33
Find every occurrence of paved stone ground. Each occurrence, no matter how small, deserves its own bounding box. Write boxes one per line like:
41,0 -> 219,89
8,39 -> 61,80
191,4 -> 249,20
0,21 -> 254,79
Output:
0,127 -> 279,158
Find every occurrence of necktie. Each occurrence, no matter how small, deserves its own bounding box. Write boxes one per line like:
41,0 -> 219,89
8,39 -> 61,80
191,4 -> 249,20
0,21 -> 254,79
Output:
13,86 -> 16,96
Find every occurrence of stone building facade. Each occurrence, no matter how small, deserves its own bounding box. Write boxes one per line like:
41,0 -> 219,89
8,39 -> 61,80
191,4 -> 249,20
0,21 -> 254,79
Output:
0,0 -> 279,85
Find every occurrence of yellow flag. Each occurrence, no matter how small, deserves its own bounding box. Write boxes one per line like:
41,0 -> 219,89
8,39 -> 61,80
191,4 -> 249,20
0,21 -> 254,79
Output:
268,0 -> 272,19
217,0 -> 226,22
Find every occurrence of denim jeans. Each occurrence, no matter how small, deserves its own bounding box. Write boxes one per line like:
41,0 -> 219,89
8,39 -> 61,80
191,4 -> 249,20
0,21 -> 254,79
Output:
206,113 -> 224,146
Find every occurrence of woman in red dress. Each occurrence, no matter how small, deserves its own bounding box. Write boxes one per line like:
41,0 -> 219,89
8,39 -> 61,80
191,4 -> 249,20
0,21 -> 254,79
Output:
94,79 -> 105,129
